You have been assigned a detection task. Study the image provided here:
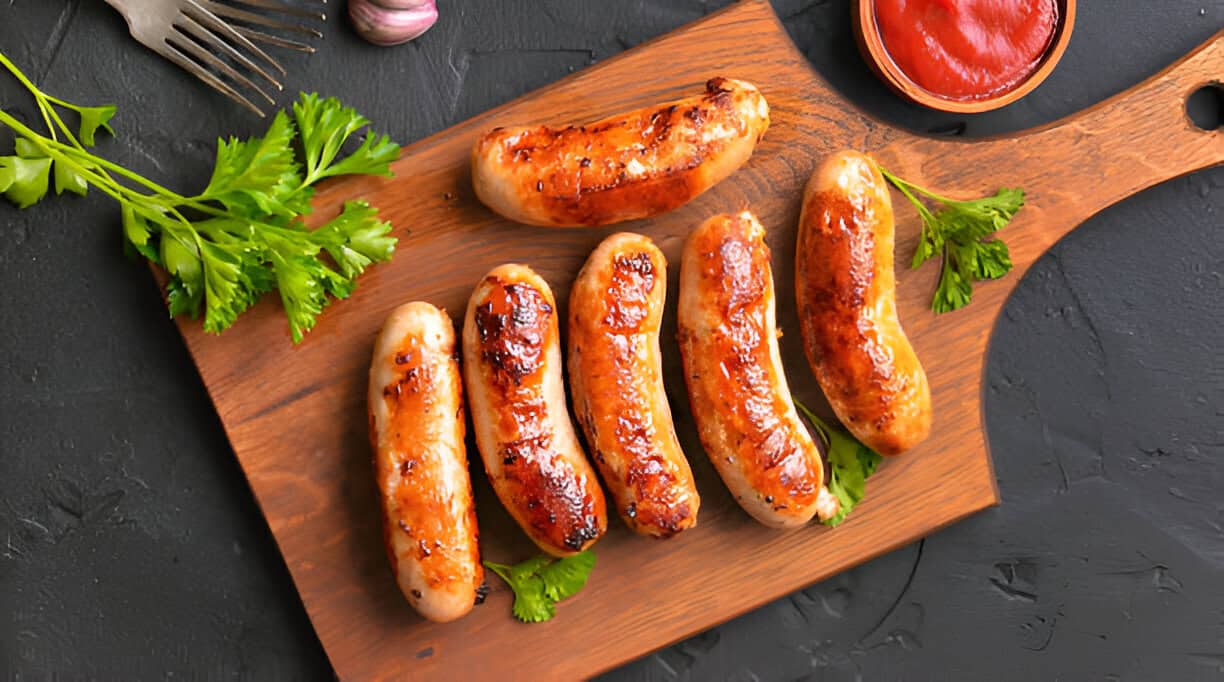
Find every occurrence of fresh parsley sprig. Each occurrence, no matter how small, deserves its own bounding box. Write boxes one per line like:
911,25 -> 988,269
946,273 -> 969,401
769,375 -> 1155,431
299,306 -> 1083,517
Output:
879,166 -> 1024,314
484,551 -> 596,623
795,398 -> 882,527
0,51 -> 401,342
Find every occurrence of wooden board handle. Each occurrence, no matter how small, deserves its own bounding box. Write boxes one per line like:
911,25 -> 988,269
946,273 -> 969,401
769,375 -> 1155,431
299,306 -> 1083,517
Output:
880,29 -> 1223,270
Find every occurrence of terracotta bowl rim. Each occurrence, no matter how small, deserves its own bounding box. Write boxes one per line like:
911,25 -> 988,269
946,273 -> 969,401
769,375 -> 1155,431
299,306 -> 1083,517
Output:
852,0 -> 1078,114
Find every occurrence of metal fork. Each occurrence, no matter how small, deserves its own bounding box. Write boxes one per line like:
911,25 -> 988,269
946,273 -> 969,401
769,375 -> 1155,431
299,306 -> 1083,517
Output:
103,0 -> 327,117
201,0 -> 327,53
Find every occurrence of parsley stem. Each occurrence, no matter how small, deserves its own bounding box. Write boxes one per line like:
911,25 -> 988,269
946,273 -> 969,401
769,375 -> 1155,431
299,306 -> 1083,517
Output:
879,167 -> 939,226
38,139 -> 305,241
792,397 -> 833,447
33,138 -> 307,238
0,52 -> 37,94
38,103 -> 135,201
0,54 -> 124,190
41,98 -> 85,151
0,53 -> 58,141
878,166 -> 954,205
2,120 -> 200,235
48,141 -> 187,203
41,146 -> 128,207
36,138 -> 198,233
41,94 -> 74,108
35,99 -> 57,142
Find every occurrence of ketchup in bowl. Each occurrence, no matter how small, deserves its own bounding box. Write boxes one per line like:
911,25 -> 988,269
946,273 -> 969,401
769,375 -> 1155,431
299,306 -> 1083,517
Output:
874,0 -> 1059,102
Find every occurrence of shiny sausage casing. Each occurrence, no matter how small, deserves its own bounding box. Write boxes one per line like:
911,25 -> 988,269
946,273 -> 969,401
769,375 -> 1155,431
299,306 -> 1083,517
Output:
462,264 -> 608,556
471,78 -> 770,227
569,233 -> 700,537
368,302 -> 482,623
677,211 -> 838,528
795,151 -> 932,456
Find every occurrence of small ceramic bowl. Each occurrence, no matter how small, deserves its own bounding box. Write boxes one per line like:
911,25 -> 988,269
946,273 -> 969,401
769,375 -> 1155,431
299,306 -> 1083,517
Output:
852,0 -> 1077,114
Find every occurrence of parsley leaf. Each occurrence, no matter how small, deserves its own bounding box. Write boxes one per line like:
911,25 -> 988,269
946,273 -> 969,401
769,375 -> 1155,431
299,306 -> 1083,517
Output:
484,551 -> 597,623
795,398 -> 883,527
199,239 -> 271,334
0,161 -> 14,193
484,560 -> 555,623
0,52 -> 401,342
513,576 -> 555,623
201,110 -> 302,218
879,166 -> 1024,313
9,136 -> 89,198
538,550 -> 596,601
54,157 -> 88,196
14,138 -> 42,158
72,104 -> 116,147
266,233 -> 351,343
1,155 -> 51,208
313,200 -> 397,279
293,92 -> 399,184
933,251 -> 973,314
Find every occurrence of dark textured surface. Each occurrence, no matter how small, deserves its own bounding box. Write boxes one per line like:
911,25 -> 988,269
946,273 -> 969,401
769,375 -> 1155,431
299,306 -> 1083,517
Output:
1,1 -> 1221,679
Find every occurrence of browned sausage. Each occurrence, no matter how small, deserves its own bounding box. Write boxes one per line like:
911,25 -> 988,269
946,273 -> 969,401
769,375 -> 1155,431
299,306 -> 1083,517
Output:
677,211 -> 839,527
368,302 -> 482,622
796,150 -> 932,456
471,78 -> 770,227
568,233 -> 700,537
462,264 -> 608,555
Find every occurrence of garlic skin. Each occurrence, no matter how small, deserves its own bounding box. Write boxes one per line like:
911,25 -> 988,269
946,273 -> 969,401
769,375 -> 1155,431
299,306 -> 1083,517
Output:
349,0 -> 438,47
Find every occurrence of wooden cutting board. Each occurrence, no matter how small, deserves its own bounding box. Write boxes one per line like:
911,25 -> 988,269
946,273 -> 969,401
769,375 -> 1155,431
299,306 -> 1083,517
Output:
172,2 -> 1223,679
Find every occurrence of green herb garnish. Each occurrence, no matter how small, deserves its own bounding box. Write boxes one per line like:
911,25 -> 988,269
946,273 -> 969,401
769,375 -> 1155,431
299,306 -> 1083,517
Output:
0,51 -> 400,342
795,398 -> 882,527
484,551 -> 596,623
879,167 -> 1024,314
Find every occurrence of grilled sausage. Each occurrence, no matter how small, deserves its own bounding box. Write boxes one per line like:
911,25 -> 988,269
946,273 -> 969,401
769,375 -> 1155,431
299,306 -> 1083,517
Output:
462,265 -> 608,555
368,302 -> 482,622
569,233 -> 700,537
472,77 -> 770,227
677,211 -> 839,528
795,151 -> 932,456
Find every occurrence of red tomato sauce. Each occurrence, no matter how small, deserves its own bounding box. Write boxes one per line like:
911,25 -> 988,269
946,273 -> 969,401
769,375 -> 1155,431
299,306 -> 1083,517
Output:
874,0 -> 1058,101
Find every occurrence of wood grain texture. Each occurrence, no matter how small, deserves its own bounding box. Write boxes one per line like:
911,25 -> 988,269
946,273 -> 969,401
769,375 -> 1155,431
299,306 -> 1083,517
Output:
168,2 -> 1224,679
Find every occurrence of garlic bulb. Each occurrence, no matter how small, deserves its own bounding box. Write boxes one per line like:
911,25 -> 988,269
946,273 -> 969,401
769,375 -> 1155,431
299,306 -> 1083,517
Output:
349,0 -> 438,47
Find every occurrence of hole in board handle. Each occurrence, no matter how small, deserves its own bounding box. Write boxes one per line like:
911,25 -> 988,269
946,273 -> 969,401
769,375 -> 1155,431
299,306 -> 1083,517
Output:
1186,84 -> 1223,131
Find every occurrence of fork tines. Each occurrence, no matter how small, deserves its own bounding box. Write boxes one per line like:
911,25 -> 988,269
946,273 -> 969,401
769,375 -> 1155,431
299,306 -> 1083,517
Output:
202,0 -> 328,53
156,0 -> 327,117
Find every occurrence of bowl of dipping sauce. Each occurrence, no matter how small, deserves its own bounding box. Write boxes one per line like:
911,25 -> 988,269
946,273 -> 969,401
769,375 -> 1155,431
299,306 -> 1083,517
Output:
854,0 -> 1075,113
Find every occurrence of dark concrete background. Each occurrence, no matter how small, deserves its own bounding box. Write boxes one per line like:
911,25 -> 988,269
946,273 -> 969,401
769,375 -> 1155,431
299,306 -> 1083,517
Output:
1,1 -> 1222,679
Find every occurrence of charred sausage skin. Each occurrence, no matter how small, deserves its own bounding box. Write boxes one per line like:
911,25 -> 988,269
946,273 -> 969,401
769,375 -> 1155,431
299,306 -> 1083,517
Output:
795,151 -> 932,457
569,233 -> 700,537
463,264 -> 608,556
677,211 -> 838,528
472,78 -> 770,227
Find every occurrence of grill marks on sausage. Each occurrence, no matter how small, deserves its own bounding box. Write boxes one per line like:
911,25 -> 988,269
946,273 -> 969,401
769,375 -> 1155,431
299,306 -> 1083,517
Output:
610,404 -> 691,537
474,280 -> 552,387
379,334 -> 478,596
571,243 -> 698,537
796,190 -> 901,406
474,276 -> 602,551
489,78 -> 749,226
500,451 -> 603,551
384,337 -> 435,452
693,217 -> 823,505
603,252 -> 655,332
